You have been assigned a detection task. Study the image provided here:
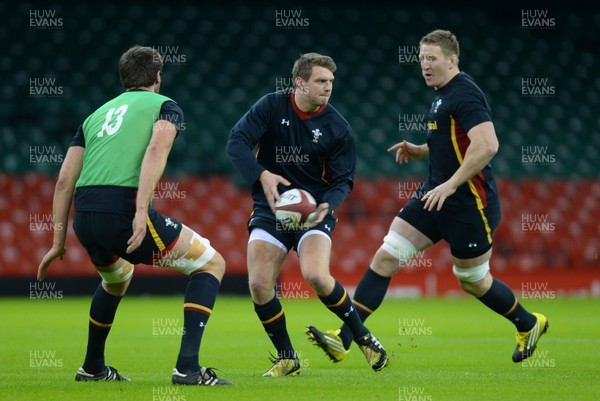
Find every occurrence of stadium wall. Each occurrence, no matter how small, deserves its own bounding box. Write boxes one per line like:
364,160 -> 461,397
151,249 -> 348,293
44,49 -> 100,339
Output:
1,175 -> 598,297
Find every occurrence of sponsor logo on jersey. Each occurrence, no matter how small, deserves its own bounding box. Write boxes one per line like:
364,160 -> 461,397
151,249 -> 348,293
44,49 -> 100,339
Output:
427,121 -> 438,131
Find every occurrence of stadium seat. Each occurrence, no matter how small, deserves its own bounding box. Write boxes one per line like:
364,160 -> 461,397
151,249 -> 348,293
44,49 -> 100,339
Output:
2,5 -> 598,284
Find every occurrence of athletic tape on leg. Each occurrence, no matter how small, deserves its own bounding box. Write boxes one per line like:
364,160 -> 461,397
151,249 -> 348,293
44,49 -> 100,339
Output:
380,231 -> 419,267
452,261 -> 490,283
97,261 -> 134,284
165,232 -> 216,275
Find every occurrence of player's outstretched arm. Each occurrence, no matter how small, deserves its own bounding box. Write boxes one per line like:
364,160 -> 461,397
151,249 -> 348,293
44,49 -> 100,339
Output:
387,140 -> 429,164
421,122 -> 498,211
38,146 -> 84,281
126,120 -> 177,254
259,170 -> 291,213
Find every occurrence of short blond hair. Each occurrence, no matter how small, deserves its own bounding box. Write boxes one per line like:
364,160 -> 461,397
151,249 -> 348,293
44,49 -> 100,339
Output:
420,30 -> 460,59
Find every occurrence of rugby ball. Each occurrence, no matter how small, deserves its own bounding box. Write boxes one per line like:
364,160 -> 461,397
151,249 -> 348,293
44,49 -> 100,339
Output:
275,189 -> 317,229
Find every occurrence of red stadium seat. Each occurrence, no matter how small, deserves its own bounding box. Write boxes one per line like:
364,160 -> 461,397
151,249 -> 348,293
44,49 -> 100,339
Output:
2,175 -> 598,279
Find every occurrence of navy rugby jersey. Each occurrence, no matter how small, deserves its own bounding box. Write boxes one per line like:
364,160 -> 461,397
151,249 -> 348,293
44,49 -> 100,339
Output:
226,92 -> 356,212
425,72 -> 499,210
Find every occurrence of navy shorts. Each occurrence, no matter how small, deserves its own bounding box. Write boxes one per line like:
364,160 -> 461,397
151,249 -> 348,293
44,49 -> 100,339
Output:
247,207 -> 337,253
398,195 -> 501,259
73,208 -> 183,266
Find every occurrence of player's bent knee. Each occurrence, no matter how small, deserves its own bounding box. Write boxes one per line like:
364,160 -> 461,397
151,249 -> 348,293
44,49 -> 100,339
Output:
452,261 -> 490,283
302,271 -> 332,293
102,280 -> 131,297
194,252 -> 226,280
248,272 -> 278,303
163,231 -> 217,276
97,260 -> 134,284
380,231 -> 419,268
248,279 -> 274,300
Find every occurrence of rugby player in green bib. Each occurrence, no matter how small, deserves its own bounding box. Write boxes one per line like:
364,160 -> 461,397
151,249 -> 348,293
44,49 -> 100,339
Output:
38,46 -> 232,385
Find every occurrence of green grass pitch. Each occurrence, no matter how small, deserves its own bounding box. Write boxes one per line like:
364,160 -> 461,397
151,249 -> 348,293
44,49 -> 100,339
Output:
2,295 -> 599,401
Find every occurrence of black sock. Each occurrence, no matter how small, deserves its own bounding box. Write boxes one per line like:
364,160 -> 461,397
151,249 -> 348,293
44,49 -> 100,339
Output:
175,273 -> 220,373
339,267 -> 391,349
477,278 -> 536,332
82,284 -> 122,374
319,281 -> 369,341
254,296 -> 295,359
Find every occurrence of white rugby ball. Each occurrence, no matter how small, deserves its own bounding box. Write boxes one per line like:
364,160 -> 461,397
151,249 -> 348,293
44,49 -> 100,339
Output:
275,189 -> 317,229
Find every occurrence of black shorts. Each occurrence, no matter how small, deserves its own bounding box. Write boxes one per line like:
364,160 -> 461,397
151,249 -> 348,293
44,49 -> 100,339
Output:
398,196 -> 501,259
247,207 -> 337,253
73,208 -> 183,266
